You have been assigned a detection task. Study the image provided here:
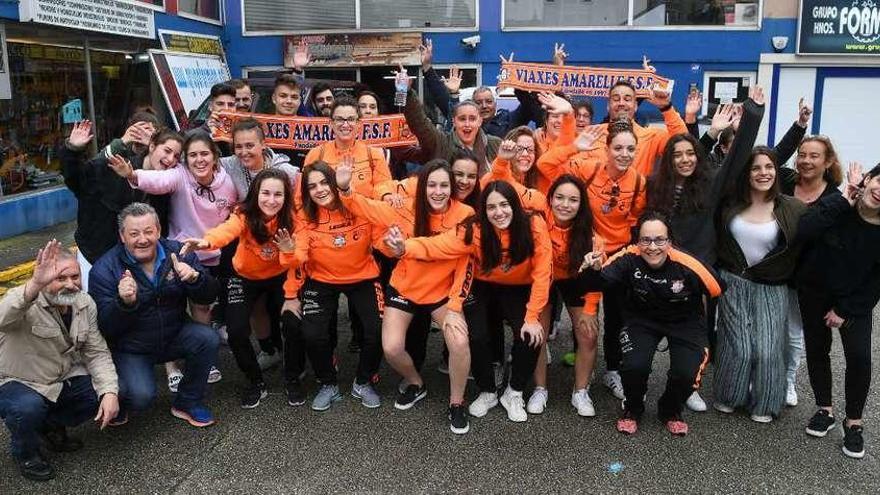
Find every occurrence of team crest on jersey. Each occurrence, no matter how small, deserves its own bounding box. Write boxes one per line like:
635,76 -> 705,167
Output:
260,245 -> 276,260
333,234 -> 346,248
671,280 -> 684,294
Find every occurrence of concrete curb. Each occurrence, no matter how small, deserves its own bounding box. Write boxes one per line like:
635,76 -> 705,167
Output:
0,261 -> 35,284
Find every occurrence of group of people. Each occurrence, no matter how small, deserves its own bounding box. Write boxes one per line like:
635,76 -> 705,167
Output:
1,42 -> 878,482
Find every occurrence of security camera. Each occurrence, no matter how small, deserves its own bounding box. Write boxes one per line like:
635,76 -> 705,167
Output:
460,35 -> 481,49
771,36 -> 788,52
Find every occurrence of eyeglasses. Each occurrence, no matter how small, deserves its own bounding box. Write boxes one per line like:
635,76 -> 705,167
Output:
637,236 -> 669,247
332,117 -> 358,125
602,184 -> 620,214
515,145 -> 535,155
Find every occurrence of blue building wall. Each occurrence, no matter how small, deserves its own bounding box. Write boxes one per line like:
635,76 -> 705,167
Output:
0,187 -> 77,239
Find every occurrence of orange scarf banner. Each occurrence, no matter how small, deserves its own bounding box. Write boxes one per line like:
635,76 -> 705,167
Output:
496,61 -> 674,98
211,112 -> 418,150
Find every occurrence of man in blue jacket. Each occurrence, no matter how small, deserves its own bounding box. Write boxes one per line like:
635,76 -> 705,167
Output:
88,203 -> 220,427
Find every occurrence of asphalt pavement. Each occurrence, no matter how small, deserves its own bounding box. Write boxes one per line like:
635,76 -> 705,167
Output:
1,304 -> 878,493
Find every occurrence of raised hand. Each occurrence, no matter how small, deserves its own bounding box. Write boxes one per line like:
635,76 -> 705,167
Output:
94,393 -> 119,430
685,90 -> 702,121
748,85 -> 765,106
393,64 -> 413,91
730,104 -> 744,132
336,154 -> 354,192
121,122 -> 154,146
170,253 -> 199,284
709,104 -> 735,135
499,52 -> 515,64
442,309 -> 468,338
797,97 -> 813,128
578,250 -> 604,273
520,321 -> 544,348
537,91 -> 573,115
383,194 -> 405,209
442,65 -> 462,94
845,162 -> 864,205
384,225 -> 406,258
419,38 -> 433,72
293,43 -> 311,71
642,55 -> 656,73
574,126 -> 603,152
68,121 -> 94,149
118,270 -> 138,306
282,298 -> 302,318
107,154 -> 134,179
497,139 -> 518,161
28,239 -> 63,297
647,83 -> 672,109
179,238 -> 209,257
552,42 -> 568,66
274,228 -> 295,253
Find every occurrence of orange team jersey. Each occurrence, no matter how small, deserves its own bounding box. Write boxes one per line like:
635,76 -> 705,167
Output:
373,176 -> 418,202
533,113 -> 576,193
571,108 -> 687,178
546,213 -> 603,315
340,191 -> 475,305
482,157 -> 548,217
402,215 -> 553,323
298,141 -> 393,208
286,206 -> 384,290
202,212 -> 300,296
537,143 -> 646,253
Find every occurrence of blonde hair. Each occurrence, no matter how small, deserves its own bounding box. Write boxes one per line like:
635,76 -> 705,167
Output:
799,135 -> 843,187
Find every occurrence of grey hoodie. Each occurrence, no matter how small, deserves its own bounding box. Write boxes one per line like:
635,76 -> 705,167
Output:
220,148 -> 300,201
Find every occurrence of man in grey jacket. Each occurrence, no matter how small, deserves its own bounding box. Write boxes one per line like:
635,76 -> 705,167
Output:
0,240 -> 119,482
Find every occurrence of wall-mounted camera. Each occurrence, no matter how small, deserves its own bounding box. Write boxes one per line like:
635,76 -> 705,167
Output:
772,36 -> 789,52
460,35 -> 481,49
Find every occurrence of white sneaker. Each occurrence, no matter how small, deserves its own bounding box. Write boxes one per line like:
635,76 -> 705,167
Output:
686,391 -> 707,412
786,383 -> 799,407
603,371 -> 625,400
751,414 -> 773,423
500,387 -> 528,422
207,366 -> 222,384
714,402 -> 735,414
256,350 -> 282,371
167,370 -> 183,393
468,392 -> 498,418
571,388 -> 596,417
526,387 -> 548,414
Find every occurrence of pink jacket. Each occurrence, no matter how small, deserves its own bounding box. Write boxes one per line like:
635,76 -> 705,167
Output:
131,165 -> 238,265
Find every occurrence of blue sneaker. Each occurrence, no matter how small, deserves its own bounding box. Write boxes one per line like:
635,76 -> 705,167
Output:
171,405 -> 216,427
352,380 -> 381,408
311,384 -> 342,411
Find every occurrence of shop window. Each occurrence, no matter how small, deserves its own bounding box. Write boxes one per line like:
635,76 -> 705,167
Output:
178,0 -> 222,22
360,0 -> 477,29
131,0 -> 165,8
504,0 -> 761,28
244,0 -> 356,31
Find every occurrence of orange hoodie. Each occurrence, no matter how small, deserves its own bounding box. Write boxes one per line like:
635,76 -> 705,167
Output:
534,113 -> 577,193
537,143 -> 646,253
545,213 -> 603,315
402,215 -> 553,323
202,212 -> 300,297
482,158 -> 548,216
299,141 -> 393,208
340,191 -> 475,305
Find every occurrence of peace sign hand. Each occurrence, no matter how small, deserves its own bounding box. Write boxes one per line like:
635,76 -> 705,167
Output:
552,43 -> 568,66
384,225 -> 406,258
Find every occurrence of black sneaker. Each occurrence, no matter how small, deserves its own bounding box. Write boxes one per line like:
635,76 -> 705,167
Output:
842,424 -> 865,459
286,379 -> 306,407
40,425 -> 84,452
448,404 -> 470,435
805,409 -> 836,437
394,384 -> 427,410
241,382 -> 267,409
18,454 -> 54,481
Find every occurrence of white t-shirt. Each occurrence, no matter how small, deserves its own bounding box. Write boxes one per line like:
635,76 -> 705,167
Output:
730,215 -> 780,267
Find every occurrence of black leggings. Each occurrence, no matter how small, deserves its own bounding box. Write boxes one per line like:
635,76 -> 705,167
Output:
464,280 -> 539,393
619,319 -> 709,420
800,289 -> 873,420
226,274 -> 305,385
602,287 -> 625,371
300,278 -> 384,385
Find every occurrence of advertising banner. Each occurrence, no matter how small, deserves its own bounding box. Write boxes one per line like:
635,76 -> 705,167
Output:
149,50 -> 231,130
798,0 -> 880,55
284,33 -> 422,68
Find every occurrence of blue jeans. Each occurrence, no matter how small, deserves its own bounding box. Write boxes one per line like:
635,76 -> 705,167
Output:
0,376 -> 99,460
113,322 -> 218,412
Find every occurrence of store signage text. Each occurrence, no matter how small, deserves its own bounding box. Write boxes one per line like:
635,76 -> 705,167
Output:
19,0 -> 156,40
799,0 -> 880,54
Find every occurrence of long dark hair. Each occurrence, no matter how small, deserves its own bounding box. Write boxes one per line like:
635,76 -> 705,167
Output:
300,161 -> 343,223
473,180 -> 534,273
451,149 -> 481,210
239,169 -> 294,244
503,126 -> 541,189
732,146 -> 780,207
414,159 -> 454,238
548,174 -> 594,276
648,133 -> 712,215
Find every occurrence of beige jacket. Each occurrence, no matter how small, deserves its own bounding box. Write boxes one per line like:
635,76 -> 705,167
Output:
0,285 -> 118,402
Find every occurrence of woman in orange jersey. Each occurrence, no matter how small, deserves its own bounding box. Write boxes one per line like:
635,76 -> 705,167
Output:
335,159 -> 474,418
537,113 -> 647,402
292,162 -> 386,412
386,180 -> 553,428
179,169 -> 304,410
587,211 -> 724,437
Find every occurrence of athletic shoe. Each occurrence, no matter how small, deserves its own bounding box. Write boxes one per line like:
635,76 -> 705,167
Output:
448,404 -> 470,434
395,384 -> 427,410
213,323 -> 228,345
686,392 -> 707,412
656,337 -> 669,352
286,379 -> 306,407
437,362 -> 449,375
352,381 -> 381,408
493,362 -> 506,390
241,382 -> 267,409
500,387 -> 528,422
562,352 -> 576,367
526,387 -> 548,414
786,382 -> 799,407
468,392 -> 498,418
257,350 -> 282,371
207,366 -> 222,384
571,388 -> 596,417
750,413 -> 773,423
171,405 -> 216,427
806,409 -> 836,437
167,370 -> 183,393
616,412 -> 638,435
842,424 -> 865,459
713,402 -> 735,414
603,371 -> 625,400
665,417 -> 689,436
312,384 -> 343,411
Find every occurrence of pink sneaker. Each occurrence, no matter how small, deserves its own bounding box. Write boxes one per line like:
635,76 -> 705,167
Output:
666,418 -> 689,436
616,416 -> 638,435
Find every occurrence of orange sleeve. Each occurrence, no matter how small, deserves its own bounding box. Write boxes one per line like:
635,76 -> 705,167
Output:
374,176 -> 418,201
582,292 -> 602,316
369,146 -> 394,198
535,143 -> 578,185
339,191 -> 401,229
303,146 -> 321,166
446,255 -> 475,313
557,112 -> 577,147
203,213 -> 246,250
525,216 -> 553,323
661,107 -> 689,148
668,248 -> 723,298
629,174 -> 648,225
403,226 -> 472,261
283,264 -> 305,299
483,157 -> 516,188
292,217 -> 311,267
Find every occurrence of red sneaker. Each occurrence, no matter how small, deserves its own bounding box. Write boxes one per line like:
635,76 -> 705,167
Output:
666,418 -> 689,436
616,416 -> 638,435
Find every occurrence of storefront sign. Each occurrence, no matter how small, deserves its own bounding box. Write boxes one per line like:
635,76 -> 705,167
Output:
497,61 -> 674,99
149,50 -> 231,130
284,33 -> 422,68
211,112 -> 418,151
798,0 -> 880,55
19,0 -> 155,40
159,30 -> 225,59
0,24 -> 10,100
